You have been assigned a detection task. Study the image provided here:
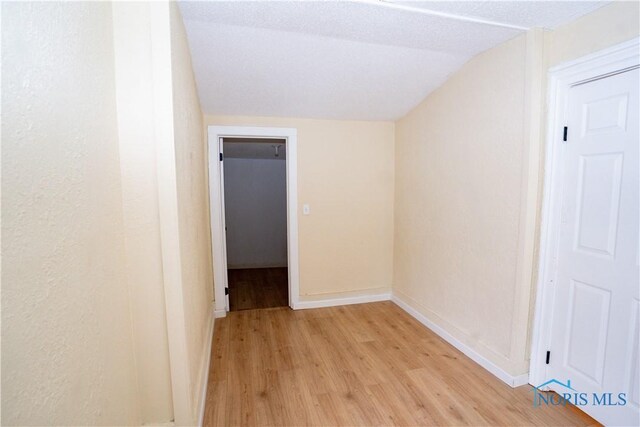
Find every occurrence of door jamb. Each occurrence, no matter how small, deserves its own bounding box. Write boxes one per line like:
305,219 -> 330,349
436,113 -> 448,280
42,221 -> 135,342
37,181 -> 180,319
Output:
207,126 -> 300,316
529,37 -> 640,387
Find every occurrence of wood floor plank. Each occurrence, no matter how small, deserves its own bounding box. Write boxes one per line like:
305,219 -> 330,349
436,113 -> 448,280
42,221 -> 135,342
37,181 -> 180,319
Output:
203,302 -> 601,426
228,268 -> 288,312
204,380 -> 227,427
209,316 -> 230,383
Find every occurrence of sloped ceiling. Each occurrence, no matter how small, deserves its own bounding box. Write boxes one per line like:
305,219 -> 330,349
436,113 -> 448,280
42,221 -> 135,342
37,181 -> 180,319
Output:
179,1 -> 608,121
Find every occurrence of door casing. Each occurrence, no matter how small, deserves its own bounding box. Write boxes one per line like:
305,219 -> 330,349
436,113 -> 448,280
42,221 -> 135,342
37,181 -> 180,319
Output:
207,126 -> 300,316
529,37 -> 640,387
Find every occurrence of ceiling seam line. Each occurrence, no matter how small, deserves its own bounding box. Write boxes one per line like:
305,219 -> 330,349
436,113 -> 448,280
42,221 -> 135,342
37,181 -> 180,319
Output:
359,0 -> 530,31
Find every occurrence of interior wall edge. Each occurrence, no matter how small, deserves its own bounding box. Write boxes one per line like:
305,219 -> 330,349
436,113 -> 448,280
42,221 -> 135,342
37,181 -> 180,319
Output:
149,1 -> 195,425
509,27 -> 547,370
112,1 -> 176,423
168,0 -> 217,423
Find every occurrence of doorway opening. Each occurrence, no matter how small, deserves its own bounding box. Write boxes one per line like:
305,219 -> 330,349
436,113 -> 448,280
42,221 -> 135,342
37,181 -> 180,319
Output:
223,137 -> 288,311
208,126 -> 300,316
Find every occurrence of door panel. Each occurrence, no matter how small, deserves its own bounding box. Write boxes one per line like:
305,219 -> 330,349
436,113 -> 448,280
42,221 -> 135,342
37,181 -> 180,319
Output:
574,153 -> 623,257
548,68 -> 639,426
564,280 -> 610,385
581,93 -> 629,135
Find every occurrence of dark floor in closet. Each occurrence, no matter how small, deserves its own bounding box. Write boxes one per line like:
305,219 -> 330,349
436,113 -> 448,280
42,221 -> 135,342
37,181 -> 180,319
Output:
227,267 -> 288,311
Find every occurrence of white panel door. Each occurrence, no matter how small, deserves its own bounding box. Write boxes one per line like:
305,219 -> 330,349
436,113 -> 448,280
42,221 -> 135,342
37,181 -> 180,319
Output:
547,68 -> 639,426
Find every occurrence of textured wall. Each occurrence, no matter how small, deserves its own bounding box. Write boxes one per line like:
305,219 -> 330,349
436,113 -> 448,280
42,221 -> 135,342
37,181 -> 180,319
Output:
1,2 -> 140,425
169,3 -> 215,420
394,34 -> 528,376
112,2 -> 174,423
547,1 -> 640,68
224,157 -> 288,269
204,115 -> 395,301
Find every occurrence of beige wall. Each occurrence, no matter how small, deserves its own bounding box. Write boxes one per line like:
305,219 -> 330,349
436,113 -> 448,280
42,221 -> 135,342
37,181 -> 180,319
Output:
205,115 -> 395,300
393,0 -> 640,379
1,2 -> 141,424
169,3 -> 215,421
394,34 -> 529,376
547,1 -> 640,68
2,2 -> 216,425
112,2 -> 174,423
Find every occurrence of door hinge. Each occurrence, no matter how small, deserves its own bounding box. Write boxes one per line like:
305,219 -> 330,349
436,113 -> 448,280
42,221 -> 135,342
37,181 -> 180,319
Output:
545,350 -> 551,365
219,152 -> 224,161
225,287 -> 229,295
563,126 -> 568,142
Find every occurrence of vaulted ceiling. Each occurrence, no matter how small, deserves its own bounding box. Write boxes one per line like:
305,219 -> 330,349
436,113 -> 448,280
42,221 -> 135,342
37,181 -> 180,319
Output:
179,1 -> 608,121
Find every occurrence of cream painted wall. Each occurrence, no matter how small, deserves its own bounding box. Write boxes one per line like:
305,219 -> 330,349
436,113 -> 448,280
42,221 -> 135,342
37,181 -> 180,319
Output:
2,2 -> 216,425
393,0 -> 640,380
112,3 -> 174,423
205,115 -> 394,300
1,2 -> 141,425
394,34 -> 528,376
169,3 -> 215,421
547,1 -> 640,68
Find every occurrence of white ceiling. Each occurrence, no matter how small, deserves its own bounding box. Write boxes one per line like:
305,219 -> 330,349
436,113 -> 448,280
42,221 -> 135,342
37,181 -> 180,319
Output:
180,0 -> 608,121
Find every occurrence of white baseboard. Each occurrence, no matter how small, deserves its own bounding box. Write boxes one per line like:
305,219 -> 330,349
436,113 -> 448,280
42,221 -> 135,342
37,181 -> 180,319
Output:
197,305 -> 215,427
391,292 -> 529,388
227,263 -> 288,269
511,373 -> 530,387
294,292 -> 391,310
214,309 -> 226,318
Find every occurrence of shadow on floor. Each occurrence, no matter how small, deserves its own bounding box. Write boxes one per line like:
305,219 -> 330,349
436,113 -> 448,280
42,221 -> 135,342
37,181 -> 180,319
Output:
228,267 -> 288,311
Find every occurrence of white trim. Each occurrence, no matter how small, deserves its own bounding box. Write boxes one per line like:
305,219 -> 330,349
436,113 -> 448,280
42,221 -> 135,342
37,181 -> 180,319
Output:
512,373 -> 530,388
196,305 -> 215,427
213,309 -> 226,319
208,130 -> 227,314
392,292 -> 529,388
207,126 -> 300,313
529,37 -> 640,387
294,293 -> 391,310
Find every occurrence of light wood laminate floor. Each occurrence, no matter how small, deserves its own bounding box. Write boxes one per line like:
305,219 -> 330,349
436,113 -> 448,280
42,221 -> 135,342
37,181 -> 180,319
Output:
203,301 -> 598,426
